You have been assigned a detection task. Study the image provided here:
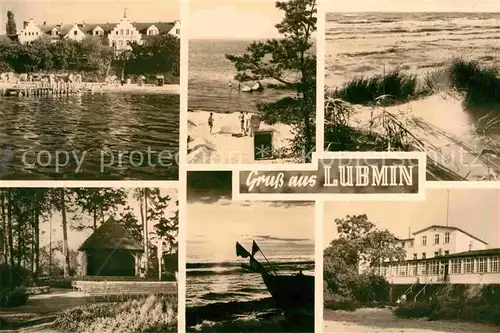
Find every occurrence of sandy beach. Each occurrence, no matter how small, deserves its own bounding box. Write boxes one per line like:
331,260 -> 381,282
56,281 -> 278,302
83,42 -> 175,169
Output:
340,93 -> 499,180
187,110 -> 295,164
324,308 -> 500,333
325,12 -> 500,180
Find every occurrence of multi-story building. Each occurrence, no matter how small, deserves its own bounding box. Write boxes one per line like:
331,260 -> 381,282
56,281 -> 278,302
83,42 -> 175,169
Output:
373,225 -> 498,286
11,11 -> 180,56
398,225 -> 487,261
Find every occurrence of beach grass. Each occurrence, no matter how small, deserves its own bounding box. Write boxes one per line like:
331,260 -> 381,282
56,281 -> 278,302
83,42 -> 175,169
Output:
333,69 -> 418,105
449,58 -> 500,108
330,57 -> 500,109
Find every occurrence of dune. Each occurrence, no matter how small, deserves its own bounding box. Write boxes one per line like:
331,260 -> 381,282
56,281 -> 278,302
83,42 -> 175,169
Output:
187,110 -> 295,164
342,93 -> 499,180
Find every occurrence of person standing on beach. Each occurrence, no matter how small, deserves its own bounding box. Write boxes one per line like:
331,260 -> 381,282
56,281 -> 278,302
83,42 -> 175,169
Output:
208,113 -> 214,134
244,112 -> 251,136
228,81 -> 232,90
239,111 -> 245,135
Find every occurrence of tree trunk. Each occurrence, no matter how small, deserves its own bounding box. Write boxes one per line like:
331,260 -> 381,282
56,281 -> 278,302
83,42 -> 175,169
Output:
93,209 -> 97,231
60,189 -> 71,277
1,190 -> 7,264
144,188 -> 149,276
34,200 -> 40,282
304,112 -> 313,163
16,213 -> 22,267
48,213 -> 52,277
7,189 -> 14,268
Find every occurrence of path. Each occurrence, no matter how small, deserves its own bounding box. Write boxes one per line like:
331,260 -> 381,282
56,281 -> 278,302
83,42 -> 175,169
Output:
0,289 -> 92,332
324,308 -> 500,333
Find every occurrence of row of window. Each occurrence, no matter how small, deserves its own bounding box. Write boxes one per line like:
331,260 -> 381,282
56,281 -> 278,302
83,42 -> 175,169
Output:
111,40 -> 132,47
25,27 -> 164,39
401,233 -> 451,248
411,250 -> 450,260
421,233 -> 450,246
378,256 -> 500,277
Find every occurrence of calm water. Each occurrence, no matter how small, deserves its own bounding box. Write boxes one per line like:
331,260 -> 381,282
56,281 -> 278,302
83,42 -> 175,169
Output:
326,12 -> 500,176
0,92 -> 179,180
188,39 -> 290,114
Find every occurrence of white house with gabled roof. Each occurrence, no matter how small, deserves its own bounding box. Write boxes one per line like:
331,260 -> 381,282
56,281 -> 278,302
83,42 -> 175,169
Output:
12,10 -> 180,56
63,24 -> 87,42
17,19 -> 42,44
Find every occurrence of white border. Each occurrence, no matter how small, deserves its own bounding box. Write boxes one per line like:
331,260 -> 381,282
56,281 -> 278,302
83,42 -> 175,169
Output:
232,151 -> 426,201
178,0 -> 189,332
316,0 -> 325,154
315,200 -> 325,333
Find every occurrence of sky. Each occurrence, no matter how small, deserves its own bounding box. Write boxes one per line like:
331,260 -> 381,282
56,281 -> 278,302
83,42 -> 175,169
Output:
326,0 -> 500,13
187,201 -> 315,263
0,0 -> 179,34
39,188 -> 178,251
189,0 -> 285,39
324,189 -> 500,248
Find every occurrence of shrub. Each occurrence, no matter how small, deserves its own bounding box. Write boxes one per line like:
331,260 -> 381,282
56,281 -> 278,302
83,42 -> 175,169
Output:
0,288 -> 29,307
324,293 -> 358,311
54,295 -> 178,333
42,277 -> 73,289
54,303 -> 117,332
0,264 -> 32,288
394,302 -> 434,318
348,274 -> 390,304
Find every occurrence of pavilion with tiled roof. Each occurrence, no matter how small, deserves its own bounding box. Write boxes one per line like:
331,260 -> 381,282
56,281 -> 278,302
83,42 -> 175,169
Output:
78,217 -> 143,277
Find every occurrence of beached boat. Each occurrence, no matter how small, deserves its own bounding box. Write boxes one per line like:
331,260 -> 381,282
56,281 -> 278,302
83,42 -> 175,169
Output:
241,85 -> 252,92
236,241 -> 314,329
251,82 -> 264,92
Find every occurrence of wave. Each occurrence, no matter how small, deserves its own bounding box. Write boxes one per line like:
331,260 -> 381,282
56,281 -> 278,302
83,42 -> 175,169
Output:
200,291 -> 253,301
187,260 -> 315,277
187,259 -> 314,269
186,297 -> 276,327
326,12 -> 500,24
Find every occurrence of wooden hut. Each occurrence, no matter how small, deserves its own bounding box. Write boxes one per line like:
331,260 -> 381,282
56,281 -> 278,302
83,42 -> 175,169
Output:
78,217 -> 143,277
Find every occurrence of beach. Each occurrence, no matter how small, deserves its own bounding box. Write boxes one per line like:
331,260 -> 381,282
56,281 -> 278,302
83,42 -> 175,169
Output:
187,110 -> 294,164
185,200 -> 315,331
326,12 -> 500,179
188,39 -> 287,114
187,39 -> 298,164
324,308 -> 500,333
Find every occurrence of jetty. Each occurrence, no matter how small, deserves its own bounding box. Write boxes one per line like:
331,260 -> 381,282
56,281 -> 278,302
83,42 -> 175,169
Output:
2,85 -> 82,97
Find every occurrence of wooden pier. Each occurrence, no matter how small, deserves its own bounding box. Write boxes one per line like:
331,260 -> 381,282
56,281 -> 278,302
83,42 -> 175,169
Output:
1,86 -> 81,97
